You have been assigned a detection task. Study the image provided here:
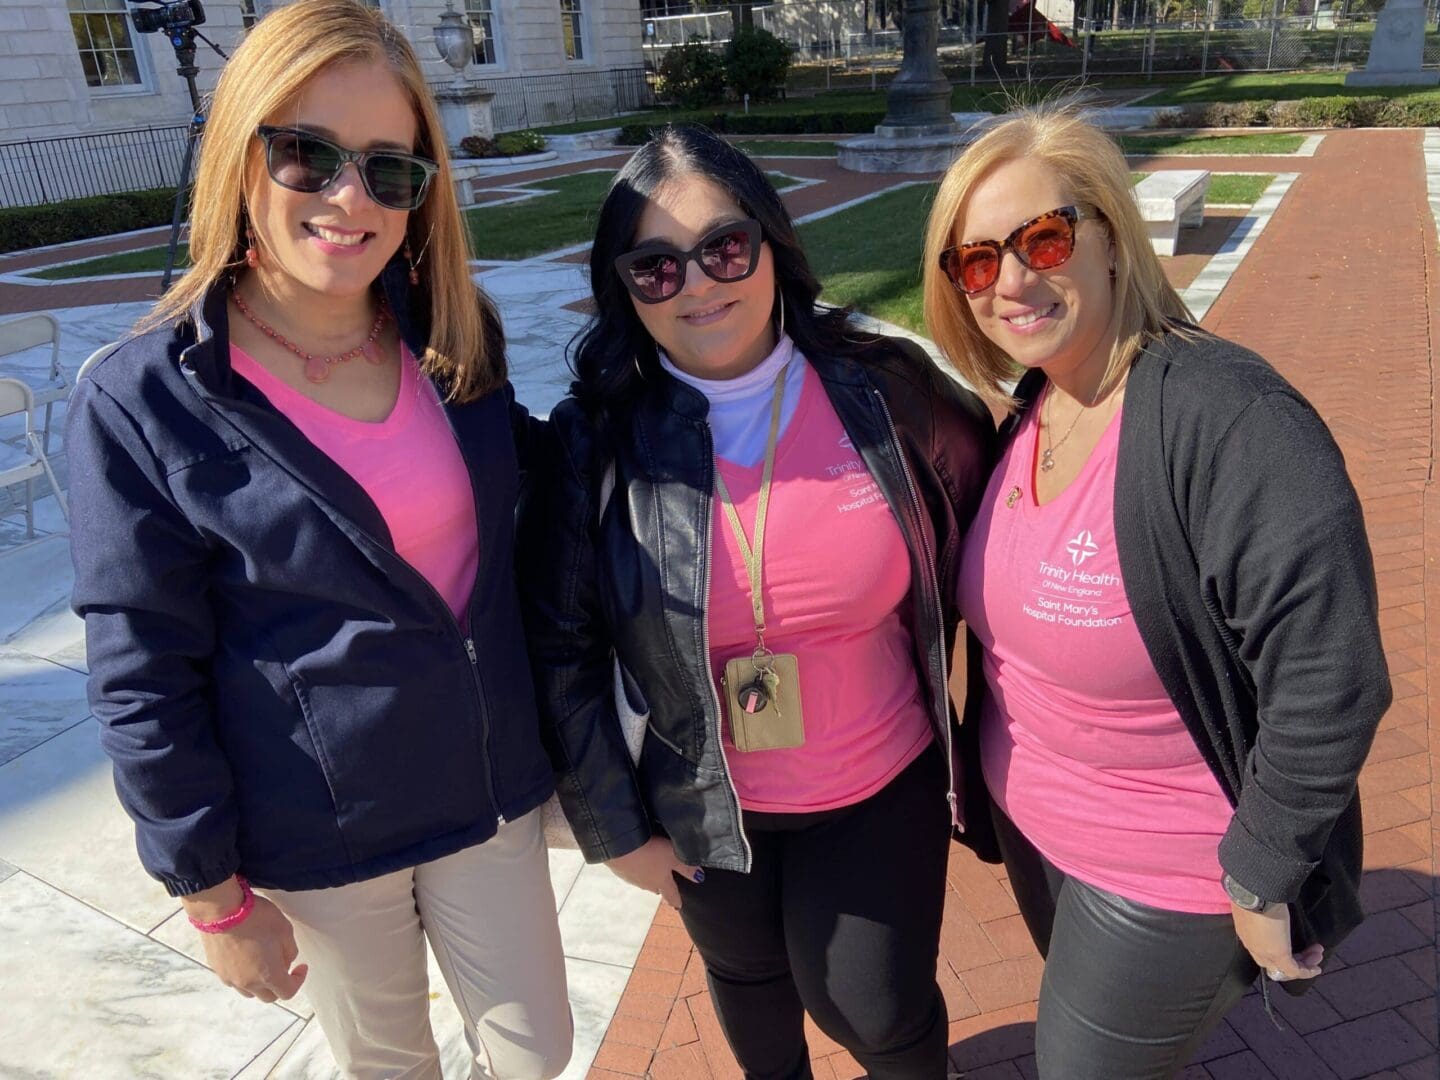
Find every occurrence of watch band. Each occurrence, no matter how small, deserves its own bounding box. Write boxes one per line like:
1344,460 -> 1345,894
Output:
1221,873 -> 1270,913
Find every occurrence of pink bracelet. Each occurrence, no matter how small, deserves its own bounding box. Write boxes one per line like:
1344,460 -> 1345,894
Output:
188,876 -> 256,934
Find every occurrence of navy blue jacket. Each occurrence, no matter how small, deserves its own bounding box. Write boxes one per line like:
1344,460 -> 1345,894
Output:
67,266 -> 553,896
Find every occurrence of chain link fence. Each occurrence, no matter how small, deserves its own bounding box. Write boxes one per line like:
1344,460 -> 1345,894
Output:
641,0 -> 1439,85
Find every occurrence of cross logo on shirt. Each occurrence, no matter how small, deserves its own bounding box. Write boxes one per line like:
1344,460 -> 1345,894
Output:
1067,530 -> 1099,567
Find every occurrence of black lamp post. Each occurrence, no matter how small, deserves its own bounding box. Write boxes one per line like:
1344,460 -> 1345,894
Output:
880,0 -> 952,131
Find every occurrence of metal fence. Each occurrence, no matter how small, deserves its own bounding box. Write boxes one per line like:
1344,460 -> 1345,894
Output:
482,67 -> 657,132
643,0 -> 1440,82
0,125 -> 191,210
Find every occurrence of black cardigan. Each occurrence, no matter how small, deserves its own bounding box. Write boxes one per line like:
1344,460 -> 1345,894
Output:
962,328 -> 1390,956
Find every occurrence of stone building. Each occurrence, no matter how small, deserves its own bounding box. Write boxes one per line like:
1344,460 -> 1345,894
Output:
0,0 -> 644,205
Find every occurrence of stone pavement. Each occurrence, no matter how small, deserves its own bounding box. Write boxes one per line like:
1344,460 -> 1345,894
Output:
0,134 -> 1432,1079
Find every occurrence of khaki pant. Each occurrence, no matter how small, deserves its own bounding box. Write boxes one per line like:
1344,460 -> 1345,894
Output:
263,809 -> 573,1080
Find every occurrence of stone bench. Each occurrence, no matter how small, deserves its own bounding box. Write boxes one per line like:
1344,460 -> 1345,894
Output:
1133,170 -> 1210,257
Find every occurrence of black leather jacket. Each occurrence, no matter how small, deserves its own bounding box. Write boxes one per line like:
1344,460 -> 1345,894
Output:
518,336 -> 996,870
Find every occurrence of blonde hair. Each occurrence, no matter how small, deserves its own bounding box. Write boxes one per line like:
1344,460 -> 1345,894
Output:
922,105 -> 1193,412
140,0 -> 501,401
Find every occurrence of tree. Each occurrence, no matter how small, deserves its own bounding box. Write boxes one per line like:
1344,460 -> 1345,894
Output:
983,0 -> 1009,74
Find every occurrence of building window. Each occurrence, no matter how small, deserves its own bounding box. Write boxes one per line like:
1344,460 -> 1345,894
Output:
240,0 -> 260,29
466,0 -> 498,64
560,0 -> 585,60
68,0 -> 142,88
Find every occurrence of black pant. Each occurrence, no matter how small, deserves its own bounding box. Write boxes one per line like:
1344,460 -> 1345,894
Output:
991,803 -> 1259,1080
675,746 -> 952,1080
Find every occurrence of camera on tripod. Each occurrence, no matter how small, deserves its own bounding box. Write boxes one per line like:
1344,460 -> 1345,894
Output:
128,0 -> 207,36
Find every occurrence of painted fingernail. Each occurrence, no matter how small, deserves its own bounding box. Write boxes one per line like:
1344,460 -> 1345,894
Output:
692,869 -> 706,884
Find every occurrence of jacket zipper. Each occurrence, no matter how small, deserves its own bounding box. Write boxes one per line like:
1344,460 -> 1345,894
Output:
874,390 -> 959,827
701,429 -> 754,871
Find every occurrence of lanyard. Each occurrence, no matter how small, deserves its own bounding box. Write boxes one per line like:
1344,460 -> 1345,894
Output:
712,365 -> 788,653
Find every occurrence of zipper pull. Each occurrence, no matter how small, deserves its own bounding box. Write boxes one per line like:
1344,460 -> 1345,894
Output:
464,639 -> 478,664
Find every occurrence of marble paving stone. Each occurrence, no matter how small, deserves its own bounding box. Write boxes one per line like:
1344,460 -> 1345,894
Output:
0,871 -> 294,1080
556,861 -> 661,968
233,1018 -> 307,1080
558,956 -> 634,1080
549,845 -> 586,911
0,532 -> 85,671
0,646 -> 91,765
0,717 -> 178,932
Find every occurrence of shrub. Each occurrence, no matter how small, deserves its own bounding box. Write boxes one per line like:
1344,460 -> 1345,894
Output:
724,27 -> 793,103
1267,95 -> 1387,128
496,129 -> 546,155
459,130 -> 546,158
1153,100 -> 1273,128
617,109 -> 884,145
658,41 -> 726,110
1377,95 -> 1440,126
0,187 -> 181,255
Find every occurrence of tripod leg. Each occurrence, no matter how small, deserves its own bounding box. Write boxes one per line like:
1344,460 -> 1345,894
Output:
161,117 -> 202,293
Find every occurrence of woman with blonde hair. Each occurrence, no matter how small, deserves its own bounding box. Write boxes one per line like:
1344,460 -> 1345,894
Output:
924,107 -> 1389,1078
65,2 -> 570,1076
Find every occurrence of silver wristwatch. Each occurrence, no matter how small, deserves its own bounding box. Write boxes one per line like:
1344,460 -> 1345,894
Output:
1222,873 -> 1271,913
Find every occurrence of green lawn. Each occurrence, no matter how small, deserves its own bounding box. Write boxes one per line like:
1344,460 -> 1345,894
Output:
803,171 -> 1275,334
539,70 -> 1440,136
735,140 -> 839,157
1117,132 -> 1305,155
1135,72 -> 1440,105
32,243 -> 188,280
1205,174 -> 1275,205
467,169 -> 799,261
801,183 -> 935,335
535,86 -> 1025,135
1132,172 -> 1275,205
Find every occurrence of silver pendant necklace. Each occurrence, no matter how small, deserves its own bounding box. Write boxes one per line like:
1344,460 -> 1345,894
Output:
1040,378 -> 1108,473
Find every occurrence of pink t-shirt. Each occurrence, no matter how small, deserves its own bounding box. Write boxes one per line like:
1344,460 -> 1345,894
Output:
708,365 -> 932,812
956,390 -> 1234,914
230,344 -> 479,623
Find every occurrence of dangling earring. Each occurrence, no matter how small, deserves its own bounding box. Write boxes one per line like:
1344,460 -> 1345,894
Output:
406,224 -> 435,287
244,223 -> 259,269
404,238 -> 418,286
774,289 -> 786,340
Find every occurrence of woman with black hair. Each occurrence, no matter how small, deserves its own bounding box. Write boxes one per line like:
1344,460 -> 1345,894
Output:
518,124 -> 995,1079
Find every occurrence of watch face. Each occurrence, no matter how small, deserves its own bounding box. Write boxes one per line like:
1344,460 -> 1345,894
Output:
1224,875 -> 1262,909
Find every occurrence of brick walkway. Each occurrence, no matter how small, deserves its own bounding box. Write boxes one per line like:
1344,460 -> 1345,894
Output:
590,130 -> 1440,1080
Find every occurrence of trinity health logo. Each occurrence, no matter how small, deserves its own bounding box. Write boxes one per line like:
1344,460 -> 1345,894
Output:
1066,529 -> 1099,567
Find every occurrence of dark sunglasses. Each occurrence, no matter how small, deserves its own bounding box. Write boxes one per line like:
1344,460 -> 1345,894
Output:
256,126 -> 438,212
614,219 -> 764,304
940,205 -> 1102,296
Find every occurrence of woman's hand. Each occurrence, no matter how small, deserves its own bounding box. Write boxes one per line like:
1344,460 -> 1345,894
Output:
606,837 -> 704,909
1230,902 -> 1323,983
183,879 -> 309,1003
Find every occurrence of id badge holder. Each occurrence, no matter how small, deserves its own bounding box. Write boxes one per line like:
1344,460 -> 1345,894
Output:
724,649 -> 804,752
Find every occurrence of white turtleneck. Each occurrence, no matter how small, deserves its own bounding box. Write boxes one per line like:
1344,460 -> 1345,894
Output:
659,334 -> 809,468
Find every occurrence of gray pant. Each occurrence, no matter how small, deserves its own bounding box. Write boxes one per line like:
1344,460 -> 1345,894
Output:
992,803 -> 1258,1080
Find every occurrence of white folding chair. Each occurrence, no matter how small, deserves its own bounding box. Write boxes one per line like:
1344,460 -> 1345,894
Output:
0,377 -> 69,539
77,341 -> 120,384
0,313 -> 68,453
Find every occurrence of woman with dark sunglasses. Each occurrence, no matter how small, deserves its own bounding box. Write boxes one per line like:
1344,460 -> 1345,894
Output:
518,124 -> 995,1079
921,107 -> 1389,1078
63,2 -> 572,1076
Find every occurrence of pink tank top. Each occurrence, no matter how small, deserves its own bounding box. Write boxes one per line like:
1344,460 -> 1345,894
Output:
229,344 -> 479,624
707,366 -> 932,812
956,390 -> 1233,914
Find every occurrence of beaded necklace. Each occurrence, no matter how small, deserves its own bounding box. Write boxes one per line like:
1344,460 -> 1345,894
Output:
231,289 -> 388,385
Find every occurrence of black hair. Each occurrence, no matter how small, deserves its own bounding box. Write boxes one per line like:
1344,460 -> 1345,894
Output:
570,124 -> 868,423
